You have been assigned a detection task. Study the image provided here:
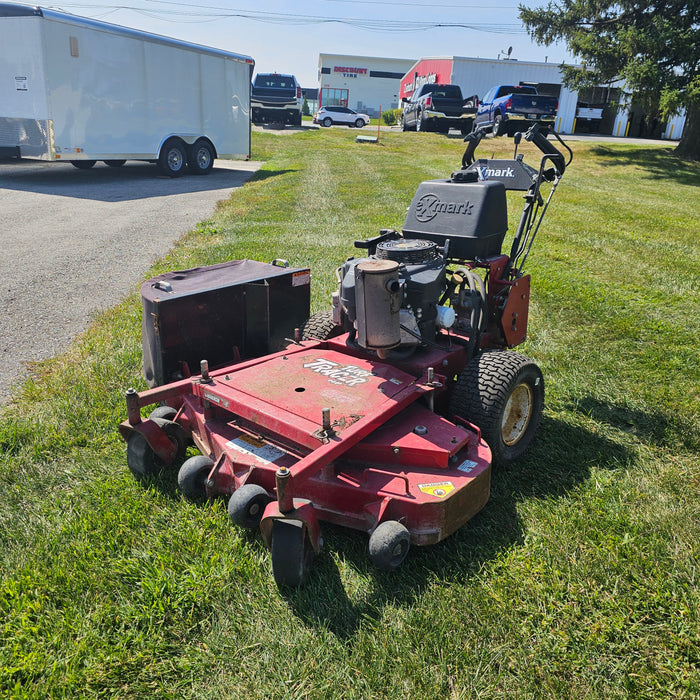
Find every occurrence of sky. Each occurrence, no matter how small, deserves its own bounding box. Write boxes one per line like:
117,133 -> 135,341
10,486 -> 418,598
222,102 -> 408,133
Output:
35,0 -> 575,86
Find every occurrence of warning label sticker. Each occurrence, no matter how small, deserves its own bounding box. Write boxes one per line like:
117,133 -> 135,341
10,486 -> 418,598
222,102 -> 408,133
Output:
418,481 -> 455,498
292,270 -> 311,287
225,436 -> 286,464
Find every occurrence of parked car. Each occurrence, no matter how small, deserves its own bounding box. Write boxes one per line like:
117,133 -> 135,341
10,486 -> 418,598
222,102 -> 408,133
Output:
313,106 -> 370,128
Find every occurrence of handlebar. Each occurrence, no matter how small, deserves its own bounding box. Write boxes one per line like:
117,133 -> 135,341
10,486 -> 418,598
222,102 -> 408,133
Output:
462,122 -> 572,176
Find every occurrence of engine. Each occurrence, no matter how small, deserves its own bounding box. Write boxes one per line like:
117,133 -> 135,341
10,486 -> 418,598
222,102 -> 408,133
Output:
334,235 -> 491,359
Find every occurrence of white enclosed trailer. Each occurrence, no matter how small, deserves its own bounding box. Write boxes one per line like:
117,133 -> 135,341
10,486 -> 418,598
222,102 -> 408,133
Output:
0,2 -> 253,176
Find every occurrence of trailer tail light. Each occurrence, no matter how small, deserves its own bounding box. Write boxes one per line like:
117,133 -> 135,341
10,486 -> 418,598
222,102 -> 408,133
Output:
425,95 -> 432,108
297,87 -> 302,99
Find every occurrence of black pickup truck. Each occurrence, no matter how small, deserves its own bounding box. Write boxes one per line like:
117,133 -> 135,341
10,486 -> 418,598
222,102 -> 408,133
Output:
251,73 -> 303,126
400,83 -> 479,134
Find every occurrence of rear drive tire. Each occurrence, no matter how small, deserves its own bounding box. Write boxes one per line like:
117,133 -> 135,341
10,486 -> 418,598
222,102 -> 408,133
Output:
322,117 -> 332,127
299,311 -> 341,341
104,160 -> 126,167
493,114 -> 508,137
449,350 -> 544,467
158,138 -> 188,177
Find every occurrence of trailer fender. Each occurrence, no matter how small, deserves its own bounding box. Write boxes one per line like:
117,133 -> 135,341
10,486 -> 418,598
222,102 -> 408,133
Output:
260,499 -> 323,554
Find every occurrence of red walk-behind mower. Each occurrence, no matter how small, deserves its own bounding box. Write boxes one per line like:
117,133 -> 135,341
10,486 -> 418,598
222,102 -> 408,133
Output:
119,124 -> 572,587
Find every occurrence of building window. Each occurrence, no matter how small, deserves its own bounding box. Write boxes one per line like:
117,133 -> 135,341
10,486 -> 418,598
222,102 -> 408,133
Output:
369,70 -> 404,79
321,67 -> 330,75
320,87 -> 348,107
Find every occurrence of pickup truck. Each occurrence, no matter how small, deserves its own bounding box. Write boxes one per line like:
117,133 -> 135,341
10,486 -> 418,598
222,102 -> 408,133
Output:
401,83 -> 479,134
575,102 -> 604,132
251,73 -> 303,126
474,85 -> 558,137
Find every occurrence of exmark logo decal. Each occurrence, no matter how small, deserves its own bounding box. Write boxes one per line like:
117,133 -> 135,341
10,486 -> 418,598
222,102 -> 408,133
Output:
414,194 -> 473,223
303,358 -> 375,386
478,166 -> 515,179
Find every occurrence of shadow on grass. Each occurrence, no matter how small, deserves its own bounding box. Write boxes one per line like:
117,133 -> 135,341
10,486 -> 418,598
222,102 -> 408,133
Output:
278,411 -> 632,639
247,168 -> 296,184
590,146 -> 700,186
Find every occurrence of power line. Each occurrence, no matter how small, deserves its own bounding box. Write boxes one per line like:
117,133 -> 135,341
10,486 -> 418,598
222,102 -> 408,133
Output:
49,2 -> 528,32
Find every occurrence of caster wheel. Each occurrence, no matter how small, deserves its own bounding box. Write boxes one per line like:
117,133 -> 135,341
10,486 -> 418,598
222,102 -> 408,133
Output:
271,519 -> 314,587
228,484 -> 272,529
177,455 -> 214,501
369,520 -> 410,570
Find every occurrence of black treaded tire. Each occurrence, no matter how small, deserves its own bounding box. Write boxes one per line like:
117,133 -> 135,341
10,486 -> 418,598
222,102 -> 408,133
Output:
228,484 -> 272,529
449,350 -> 544,467
126,418 -> 187,478
493,114 -> 505,137
158,138 -> 188,177
104,160 -> 126,167
178,455 -> 214,501
299,311 -> 341,341
369,520 -> 410,570
187,139 -> 215,175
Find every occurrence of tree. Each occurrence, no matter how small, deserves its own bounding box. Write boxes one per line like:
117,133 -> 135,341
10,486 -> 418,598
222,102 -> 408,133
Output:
519,1 -> 700,159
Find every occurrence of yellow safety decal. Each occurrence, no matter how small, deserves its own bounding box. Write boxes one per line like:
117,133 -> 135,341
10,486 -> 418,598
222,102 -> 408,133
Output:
418,481 -> 455,498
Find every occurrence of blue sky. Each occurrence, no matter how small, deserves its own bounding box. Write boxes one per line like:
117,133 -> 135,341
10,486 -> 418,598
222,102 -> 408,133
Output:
39,0 -> 574,86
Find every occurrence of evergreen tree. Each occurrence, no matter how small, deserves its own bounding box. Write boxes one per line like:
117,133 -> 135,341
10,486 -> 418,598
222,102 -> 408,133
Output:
520,0 -> 700,159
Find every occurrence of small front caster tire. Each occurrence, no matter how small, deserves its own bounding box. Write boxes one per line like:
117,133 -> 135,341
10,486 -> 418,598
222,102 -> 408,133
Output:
178,455 -> 214,501
228,484 -> 273,529
126,418 -> 187,478
369,520 -> 410,570
271,519 -> 314,588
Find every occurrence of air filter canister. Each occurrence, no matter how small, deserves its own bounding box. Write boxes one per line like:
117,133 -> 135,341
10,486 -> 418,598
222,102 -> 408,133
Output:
354,259 -> 401,357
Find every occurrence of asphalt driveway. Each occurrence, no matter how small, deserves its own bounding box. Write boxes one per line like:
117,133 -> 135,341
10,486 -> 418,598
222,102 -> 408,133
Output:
0,158 -> 261,403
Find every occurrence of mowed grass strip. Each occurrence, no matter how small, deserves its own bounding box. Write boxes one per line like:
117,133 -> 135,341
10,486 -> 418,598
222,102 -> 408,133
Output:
0,129 -> 699,699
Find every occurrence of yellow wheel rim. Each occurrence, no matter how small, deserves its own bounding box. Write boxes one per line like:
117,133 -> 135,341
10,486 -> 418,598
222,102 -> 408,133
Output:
501,382 -> 534,446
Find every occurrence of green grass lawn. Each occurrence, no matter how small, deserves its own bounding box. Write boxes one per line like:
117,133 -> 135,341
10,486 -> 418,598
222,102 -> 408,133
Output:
1,129 -> 699,699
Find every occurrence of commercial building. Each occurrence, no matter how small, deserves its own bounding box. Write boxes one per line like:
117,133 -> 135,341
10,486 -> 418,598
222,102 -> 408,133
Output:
401,56 -> 683,139
317,54 -> 415,117
316,52 -> 683,139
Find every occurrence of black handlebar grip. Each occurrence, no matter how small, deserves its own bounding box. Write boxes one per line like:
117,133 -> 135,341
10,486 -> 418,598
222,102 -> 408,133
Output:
526,125 -> 566,174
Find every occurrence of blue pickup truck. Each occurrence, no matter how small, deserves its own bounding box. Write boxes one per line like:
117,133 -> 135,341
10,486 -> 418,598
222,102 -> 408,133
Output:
474,85 -> 558,137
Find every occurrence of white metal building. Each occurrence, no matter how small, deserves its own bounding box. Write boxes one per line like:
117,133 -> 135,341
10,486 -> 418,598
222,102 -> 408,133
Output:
317,54 -> 415,117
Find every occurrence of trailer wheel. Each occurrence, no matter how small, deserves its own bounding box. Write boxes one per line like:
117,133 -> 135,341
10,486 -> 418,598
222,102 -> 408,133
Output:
158,139 -> 188,177
228,484 -> 272,529
449,350 -> 544,467
299,311 -> 341,341
178,455 -> 214,501
104,160 -> 126,167
369,520 -> 410,570
126,418 -> 187,478
271,519 -> 314,588
70,160 -> 96,169
187,139 -> 215,175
